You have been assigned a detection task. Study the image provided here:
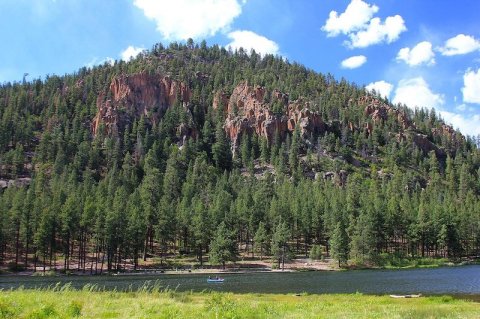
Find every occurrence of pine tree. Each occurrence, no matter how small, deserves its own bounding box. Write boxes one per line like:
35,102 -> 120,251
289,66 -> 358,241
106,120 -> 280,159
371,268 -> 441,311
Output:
271,220 -> 290,270
126,189 -> 146,269
209,221 -> 237,269
253,221 -> 269,260
330,221 -> 349,267
212,123 -> 232,171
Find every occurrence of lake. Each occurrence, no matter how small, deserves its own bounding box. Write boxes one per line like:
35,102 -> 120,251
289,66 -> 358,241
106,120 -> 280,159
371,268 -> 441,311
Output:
1,265 -> 479,295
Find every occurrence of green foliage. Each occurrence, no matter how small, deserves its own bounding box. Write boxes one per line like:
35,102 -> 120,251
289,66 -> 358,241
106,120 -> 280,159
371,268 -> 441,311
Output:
0,40 -> 479,272
66,301 -> 82,317
212,123 -> 232,171
253,222 -> 269,260
330,221 -> 349,267
309,244 -> 323,261
271,220 -> 290,269
209,222 -> 237,269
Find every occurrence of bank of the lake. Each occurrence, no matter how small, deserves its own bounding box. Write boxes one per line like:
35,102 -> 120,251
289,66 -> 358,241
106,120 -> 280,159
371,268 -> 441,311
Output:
0,289 -> 479,319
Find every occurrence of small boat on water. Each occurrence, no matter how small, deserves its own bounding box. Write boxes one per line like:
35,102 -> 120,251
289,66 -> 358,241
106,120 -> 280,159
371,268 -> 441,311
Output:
389,294 -> 422,298
207,277 -> 224,283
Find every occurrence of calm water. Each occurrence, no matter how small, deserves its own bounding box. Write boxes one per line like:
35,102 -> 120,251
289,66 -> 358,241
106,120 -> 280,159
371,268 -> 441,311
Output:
1,265 -> 479,295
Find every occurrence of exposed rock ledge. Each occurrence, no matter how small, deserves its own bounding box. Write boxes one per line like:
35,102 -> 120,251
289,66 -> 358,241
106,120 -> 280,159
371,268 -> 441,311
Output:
215,83 -> 326,149
92,73 -> 191,137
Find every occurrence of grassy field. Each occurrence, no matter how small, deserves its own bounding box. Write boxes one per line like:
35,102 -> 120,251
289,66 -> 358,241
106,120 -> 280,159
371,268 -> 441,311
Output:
0,285 -> 478,319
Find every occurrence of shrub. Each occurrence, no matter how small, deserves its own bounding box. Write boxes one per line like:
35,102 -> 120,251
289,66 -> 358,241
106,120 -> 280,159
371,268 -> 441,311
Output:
67,301 -> 82,317
309,245 -> 323,261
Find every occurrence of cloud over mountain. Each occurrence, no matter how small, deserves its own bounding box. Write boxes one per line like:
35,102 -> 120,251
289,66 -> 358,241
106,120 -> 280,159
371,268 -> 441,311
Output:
133,0 -> 245,40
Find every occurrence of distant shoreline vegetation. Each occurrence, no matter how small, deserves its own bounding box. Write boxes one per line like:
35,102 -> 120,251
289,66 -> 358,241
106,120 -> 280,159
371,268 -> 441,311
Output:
0,41 -> 479,274
1,255 -> 477,276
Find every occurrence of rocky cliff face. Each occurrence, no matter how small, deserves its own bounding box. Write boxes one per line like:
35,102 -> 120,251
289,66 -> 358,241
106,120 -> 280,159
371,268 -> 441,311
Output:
216,83 -> 326,148
360,95 -> 457,158
92,73 -> 191,136
360,95 -> 412,130
91,73 -> 458,160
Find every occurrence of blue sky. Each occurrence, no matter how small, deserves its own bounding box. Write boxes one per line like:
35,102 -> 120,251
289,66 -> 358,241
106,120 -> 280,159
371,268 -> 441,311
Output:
1,0 -> 479,136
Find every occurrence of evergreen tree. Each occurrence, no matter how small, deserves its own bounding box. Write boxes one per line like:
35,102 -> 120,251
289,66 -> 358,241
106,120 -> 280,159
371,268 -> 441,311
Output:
271,220 -> 290,270
209,221 -> 237,269
330,221 -> 349,267
253,221 -> 269,260
212,123 -> 232,171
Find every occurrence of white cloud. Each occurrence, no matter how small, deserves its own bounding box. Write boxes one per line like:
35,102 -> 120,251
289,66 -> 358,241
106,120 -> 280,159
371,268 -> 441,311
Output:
322,0 -> 378,37
85,57 -> 115,68
440,111 -> 480,136
347,15 -> 406,48
384,73 -> 480,137
396,41 -> 435,66
392,77 -> 444,109
133,0 -> 244,40
439,34 -> 480,56
462,68 -> 480,104
366,80 -> 393,99
226,30 -> 279,55
341,55 -> 367,69
322,0 -> 406,48
121,46 -> 145,61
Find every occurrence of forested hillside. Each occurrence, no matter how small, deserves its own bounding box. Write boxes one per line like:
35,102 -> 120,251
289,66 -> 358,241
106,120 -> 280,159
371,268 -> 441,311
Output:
1,40 -> 479,272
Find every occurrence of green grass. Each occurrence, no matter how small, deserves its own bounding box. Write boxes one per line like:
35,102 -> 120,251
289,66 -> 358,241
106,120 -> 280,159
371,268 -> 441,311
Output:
0,285 -> 478,318
376,255 -> 451,269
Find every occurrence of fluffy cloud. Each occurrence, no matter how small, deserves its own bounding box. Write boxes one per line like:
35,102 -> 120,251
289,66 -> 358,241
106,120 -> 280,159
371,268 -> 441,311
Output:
439,34 -> 480,56
340,55 -> 367,69
226,30 -> 279,56
85,57 -> 115,68
462,68 -> 480,104
133,0 -> 244,40
392,77 -> 444,109
322,0 -> 378,37
121,46 -> 145,61
366,80 -> 393,99
396,41 -> 435,66
388,76 -> 479,137
347,15 -> 406,48
322,0 -> 406,48
440,111 -> 480,136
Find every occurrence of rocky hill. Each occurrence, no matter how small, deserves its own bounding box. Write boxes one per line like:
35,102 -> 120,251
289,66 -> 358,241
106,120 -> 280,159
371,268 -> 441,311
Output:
0,41 -> 479,272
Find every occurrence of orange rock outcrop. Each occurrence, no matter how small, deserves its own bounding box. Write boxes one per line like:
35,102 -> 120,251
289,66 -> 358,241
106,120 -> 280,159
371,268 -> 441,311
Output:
219,83 -> 326,147
360,95 -> 411,129
92,73 -> 191,136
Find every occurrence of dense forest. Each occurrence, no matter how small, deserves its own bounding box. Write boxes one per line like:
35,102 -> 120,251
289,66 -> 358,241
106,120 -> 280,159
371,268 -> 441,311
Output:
0,40 -> 479,272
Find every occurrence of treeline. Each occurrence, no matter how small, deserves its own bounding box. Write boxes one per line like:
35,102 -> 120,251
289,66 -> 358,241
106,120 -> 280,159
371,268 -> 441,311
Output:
1,145 -> 479,271
0,40 -> 479,271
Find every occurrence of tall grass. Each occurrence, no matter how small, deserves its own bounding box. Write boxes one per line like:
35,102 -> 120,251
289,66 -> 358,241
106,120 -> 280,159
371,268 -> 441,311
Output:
0,283 -> 478,318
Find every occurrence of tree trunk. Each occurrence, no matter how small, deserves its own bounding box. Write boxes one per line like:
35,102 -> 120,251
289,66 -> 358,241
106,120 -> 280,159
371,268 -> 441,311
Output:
143,228 -> 149,261
33,251 -> 37,272
24,234 -> 29,270
15,225 -> 20,269
43,252 -> 46,273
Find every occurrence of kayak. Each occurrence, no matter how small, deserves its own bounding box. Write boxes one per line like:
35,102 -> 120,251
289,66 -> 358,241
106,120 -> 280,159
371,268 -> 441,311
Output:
389,294 -> 422,298
207,278 -> 224,283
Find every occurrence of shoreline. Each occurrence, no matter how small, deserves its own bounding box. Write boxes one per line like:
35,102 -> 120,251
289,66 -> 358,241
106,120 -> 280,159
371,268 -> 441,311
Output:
1,259 -> 477,277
